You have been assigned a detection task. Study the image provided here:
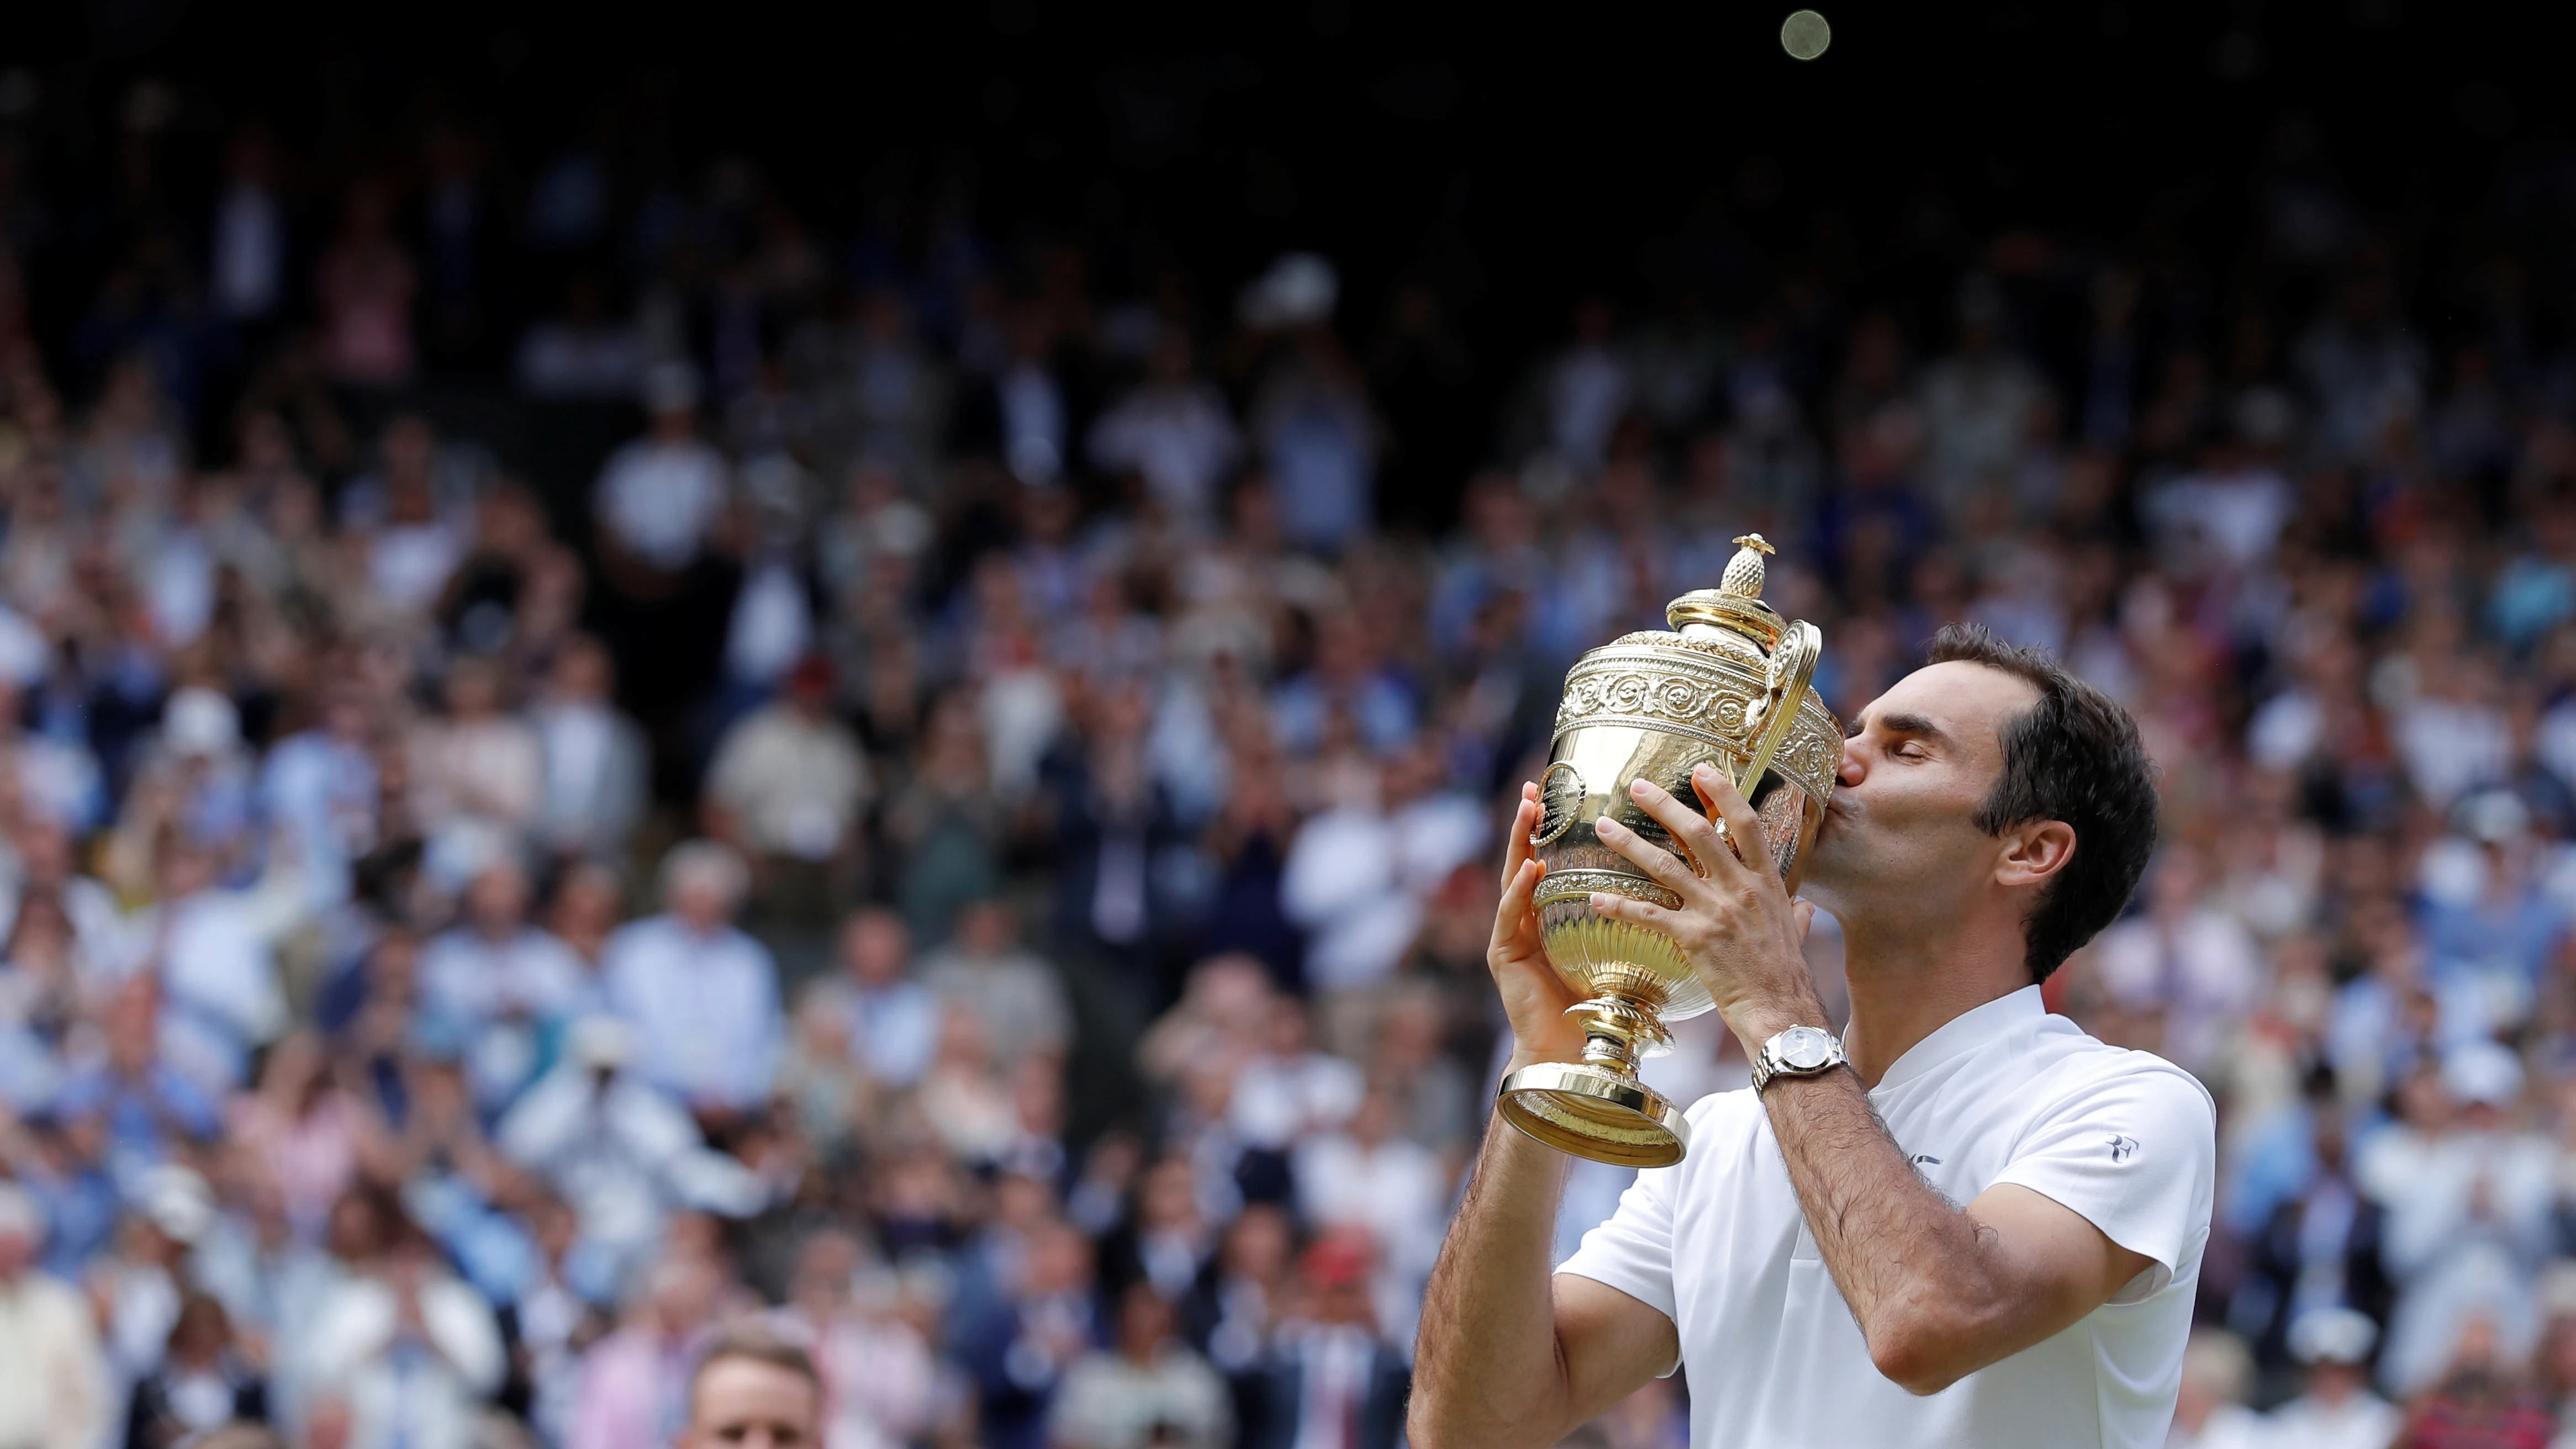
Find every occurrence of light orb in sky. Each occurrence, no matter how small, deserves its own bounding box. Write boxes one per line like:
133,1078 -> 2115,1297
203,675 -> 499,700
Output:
1781,9 -> 1831,60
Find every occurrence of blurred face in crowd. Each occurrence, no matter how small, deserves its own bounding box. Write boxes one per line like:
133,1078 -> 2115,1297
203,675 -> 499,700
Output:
1021,1221 -> 1092,1298
445,659 -> 503,720
790,1231 -> 858,1318
956,900 -> 1015,956
992,1170 -> 1056,1231
304,1397 -> 354,1449
550,865 -> 622,945
327,1192 -> 391,1263
552,640 -> 610,702
652,1256 -> 723,1335
2306,1357 -> 2367,1405
1220,1205 -> 1292,1287
683,1356 -> 817,1449
671,868 -> 738,932
160,840 -> 218,900
104,981 -> 160,1076
466,863 -> 531,935
841,909 -> 909,988
1117,1283 -> 1180,1362
0,1212 -> 33,1278
1137,1158 -> 1200,1233
1798,660 -> 2041,940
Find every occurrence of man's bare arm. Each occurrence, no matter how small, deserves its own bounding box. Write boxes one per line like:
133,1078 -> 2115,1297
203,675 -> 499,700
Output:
1759,1066 -> 2150,1393
1408,784 -> 1681,1449
1410,1109 -> 1677,1449
1590,769 -> 2150,1395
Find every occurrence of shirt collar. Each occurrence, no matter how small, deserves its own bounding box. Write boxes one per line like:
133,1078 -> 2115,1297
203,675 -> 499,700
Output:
1871,984 -> 2046,1094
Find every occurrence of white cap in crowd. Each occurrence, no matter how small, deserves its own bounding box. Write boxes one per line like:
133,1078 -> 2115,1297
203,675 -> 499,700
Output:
2288,1306 -> 2378,1367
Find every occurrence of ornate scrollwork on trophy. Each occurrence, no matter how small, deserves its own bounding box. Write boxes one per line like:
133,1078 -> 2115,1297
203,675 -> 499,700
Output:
1530,867 -> 1685,912
1551,647 -> 1841,807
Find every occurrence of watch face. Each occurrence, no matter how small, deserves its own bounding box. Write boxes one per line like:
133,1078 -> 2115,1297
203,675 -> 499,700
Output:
1778,1027 -> 1834,1071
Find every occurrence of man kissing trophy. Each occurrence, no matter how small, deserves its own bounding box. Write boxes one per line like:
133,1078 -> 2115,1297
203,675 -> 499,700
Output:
1413,533 -> 2213,1448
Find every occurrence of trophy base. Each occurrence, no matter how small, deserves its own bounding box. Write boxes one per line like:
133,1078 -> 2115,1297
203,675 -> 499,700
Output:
1497,1060 -> 1690,1167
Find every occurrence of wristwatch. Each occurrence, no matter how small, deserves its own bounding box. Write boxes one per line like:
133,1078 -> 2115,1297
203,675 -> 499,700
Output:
1751,1025 -> 1848,1092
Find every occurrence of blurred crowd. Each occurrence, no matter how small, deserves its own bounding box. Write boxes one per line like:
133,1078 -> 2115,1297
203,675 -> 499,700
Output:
2,78 -> 2576,1449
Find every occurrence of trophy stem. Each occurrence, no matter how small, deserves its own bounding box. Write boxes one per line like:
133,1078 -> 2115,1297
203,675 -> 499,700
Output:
1571,990 -> 1670,1077
1495,970 -> 1691,1168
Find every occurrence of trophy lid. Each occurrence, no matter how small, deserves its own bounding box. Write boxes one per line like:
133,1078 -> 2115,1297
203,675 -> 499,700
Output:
1666,534 -> 1787,649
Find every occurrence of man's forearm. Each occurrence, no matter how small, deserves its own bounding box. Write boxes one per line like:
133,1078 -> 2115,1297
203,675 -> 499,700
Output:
1410,1102 -> 1579,1449
1759,1067 -> 2008,1392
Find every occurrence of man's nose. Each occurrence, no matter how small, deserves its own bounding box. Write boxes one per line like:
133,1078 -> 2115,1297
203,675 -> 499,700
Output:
1837,744 -> 1865,786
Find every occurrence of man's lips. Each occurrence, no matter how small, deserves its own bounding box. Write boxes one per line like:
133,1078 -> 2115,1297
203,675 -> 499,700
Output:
1818,795 -> 1851,834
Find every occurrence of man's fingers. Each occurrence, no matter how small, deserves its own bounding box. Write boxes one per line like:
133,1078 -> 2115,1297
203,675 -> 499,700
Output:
1587,891 -> 1674,932
1501,781 -> 1540,889
1591,811 -> 1704,895
1793,898 -> 1817,943
1490,856 -> 1546,951
1690,763 -> 1780,885
1622,775 -> 1740,885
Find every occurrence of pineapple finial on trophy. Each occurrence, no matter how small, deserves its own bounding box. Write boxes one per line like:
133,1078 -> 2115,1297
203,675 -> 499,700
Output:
1721,533 -> 1774,596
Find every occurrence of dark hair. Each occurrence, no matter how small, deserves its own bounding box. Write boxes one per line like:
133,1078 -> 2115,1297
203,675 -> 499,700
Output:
688,1326 -> 822,1417
1925,623 -> 2159,983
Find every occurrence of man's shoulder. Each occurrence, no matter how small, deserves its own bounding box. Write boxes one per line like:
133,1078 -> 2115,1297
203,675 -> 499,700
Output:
2024,1017 -> 2218,1118
2000,1019 -> 2219,1174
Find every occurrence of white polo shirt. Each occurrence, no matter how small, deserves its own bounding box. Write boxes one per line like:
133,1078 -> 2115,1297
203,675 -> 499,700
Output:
1559,986 -> 2215,1448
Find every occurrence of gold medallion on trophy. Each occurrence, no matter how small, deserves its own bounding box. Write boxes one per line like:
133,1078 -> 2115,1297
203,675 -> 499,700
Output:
1497,535 -> 1842,1166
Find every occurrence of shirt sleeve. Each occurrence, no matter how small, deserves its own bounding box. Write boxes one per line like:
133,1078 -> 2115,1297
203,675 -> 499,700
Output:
1556,1158 -> 1680,1325
1988,1056 -> 2216,1302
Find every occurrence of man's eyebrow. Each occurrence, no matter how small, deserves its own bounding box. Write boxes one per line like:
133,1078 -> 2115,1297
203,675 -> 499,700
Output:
1873,711 -> 1952,743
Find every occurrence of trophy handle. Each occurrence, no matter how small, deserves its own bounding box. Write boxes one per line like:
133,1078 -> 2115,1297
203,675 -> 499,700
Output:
1735,620 -> 1822,797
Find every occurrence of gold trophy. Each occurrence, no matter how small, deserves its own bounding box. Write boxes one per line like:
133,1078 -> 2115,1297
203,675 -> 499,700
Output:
1497,535 -> 1842,1166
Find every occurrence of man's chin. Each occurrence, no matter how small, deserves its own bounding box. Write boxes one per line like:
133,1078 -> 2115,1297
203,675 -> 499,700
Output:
1797,818 -> 1856,895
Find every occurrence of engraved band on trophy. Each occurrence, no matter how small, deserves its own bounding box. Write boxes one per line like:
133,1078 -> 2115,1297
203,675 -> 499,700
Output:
1495,534 -> 1843,1167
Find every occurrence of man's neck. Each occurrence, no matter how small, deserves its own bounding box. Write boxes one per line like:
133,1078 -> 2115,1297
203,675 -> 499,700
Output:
1835,917 -> 2030,1087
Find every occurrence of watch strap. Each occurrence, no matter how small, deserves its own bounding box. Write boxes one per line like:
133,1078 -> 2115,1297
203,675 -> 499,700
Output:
1752,1027 -> 1847,1093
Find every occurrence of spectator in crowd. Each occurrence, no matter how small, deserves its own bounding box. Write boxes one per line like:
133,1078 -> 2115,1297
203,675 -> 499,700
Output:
705,653 -> 872,965
593,364 -> 729,589
1050,1281 -> 1232,1449
418,860 -> 591,1115
123,1293 -> 269,1449
2376,1041 -> 2559,1396
918,897 -> 1070,1068
408,658 -> 544,868
0,1182 -> 110,1449
1088,330 -> 1240,533
677,1327 -> 821,1449
767,1229 -> 935,1449
600,842 -> 783,1118
495,1017 -> 762,1273
2167,1328 -> 2268,1449
2266,1307 -> 2400,1449
300,1204 -> 506,1449
574,1253 -> 726,1449
1237,1233 -> 1408,1449
528,636 -> 651,865
963,1218 -> 1096,1449
800,907 -> 939,1093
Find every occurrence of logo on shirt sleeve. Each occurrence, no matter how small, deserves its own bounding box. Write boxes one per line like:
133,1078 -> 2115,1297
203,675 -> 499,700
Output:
2107,1135 -> 2139,1164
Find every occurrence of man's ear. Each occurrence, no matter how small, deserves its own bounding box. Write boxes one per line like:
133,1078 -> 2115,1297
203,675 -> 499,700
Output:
1995,818 -> 2076,890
